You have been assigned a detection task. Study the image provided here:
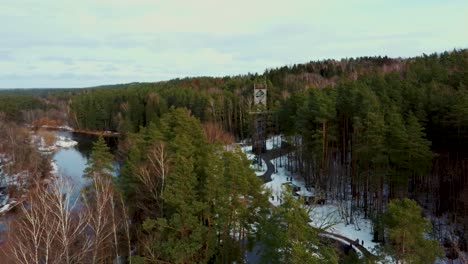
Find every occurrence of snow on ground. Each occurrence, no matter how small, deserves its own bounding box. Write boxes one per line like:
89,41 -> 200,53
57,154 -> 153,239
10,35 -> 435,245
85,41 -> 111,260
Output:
263,156 -> 307,206
240,137 -> 380,255
0,166 -> 24,214
324,209 -> 377,252
262,155 -> 313,204
239,143 -> 268,176
40,125 -> 74,131
55,136 -> 78,148
34,133 -> 78,153
0,203 -> 11,214
263,155 -> 379,252
50,160 -> 58,175
0,131 -> 73,215
321,233 -> 365,257
59,125 -> 74,131
266,135 -> 283,151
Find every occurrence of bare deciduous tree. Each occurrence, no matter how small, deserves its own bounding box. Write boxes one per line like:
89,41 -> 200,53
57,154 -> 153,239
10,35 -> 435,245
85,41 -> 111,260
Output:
3,177 -> 90,264
135,141 -> 170,217
2,175 -> 131,264
86,176 -> 115,264
203,122 -> 235,145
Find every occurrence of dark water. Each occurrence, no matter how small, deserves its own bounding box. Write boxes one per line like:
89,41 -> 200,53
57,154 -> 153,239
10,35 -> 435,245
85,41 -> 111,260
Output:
53,131 -> 118,202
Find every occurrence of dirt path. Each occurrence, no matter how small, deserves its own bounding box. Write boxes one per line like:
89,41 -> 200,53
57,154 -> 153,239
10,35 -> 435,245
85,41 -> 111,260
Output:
258,144 -> 292,183
321,231 -> 375,259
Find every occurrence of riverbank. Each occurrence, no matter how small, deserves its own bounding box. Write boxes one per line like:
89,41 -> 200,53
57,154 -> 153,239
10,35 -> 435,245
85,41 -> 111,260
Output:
37,125 -> 119,137
0,130 -> 76,215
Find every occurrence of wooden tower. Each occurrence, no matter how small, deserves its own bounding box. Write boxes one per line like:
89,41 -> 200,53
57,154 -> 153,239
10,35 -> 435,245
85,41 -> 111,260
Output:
251,83 -> 267,154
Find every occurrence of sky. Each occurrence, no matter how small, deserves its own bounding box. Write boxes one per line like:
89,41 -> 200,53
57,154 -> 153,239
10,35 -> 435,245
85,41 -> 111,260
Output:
1,0 -> 467,88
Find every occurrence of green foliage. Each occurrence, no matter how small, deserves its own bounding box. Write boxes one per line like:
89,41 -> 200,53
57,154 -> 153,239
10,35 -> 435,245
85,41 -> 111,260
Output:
257,192 -> 338,264
64,49 -> 468,263
277,92 -> 305,135
405,112 -> 433,176
382,198 -> 443,263
84,136 -> 114,179
81,136 -> 115,202
0,95 -> 45,121
120,108 -> 268,263
68,76 -> 266,139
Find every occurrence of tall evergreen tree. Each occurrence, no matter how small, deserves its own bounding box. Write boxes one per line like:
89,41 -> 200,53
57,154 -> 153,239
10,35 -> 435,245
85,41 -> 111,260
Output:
124,109 -> 268,263
258,192 -> 338,264
84,136 -> 114,179
385,109 -> 409,197
405,112 -> 433,177
382,198 -> 442,264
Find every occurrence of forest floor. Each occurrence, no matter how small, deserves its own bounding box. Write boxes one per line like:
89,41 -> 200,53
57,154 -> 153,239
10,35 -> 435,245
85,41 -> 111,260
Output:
261,154 -> 376,258
241,137 -> 377,259
242,136 -> 467,263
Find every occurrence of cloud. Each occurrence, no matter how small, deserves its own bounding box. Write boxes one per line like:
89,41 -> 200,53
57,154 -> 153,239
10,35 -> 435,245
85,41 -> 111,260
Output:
0,50 -> 13,60
0,0 -> 467,88
41,56 -> 75,65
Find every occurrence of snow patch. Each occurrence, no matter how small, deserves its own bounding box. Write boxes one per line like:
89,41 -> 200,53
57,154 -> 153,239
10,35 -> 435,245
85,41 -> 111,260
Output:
34,133 -> 78,153
40,125 -> 74,131
240,136 -> 381,256
55,136 -> 78,148
266,135 -> 283,151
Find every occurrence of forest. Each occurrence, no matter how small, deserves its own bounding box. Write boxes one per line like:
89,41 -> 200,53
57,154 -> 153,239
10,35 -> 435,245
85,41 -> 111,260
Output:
0,49 -> 467,263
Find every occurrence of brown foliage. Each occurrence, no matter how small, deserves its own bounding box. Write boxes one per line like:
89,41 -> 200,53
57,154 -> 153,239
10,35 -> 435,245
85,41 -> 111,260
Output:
1,176 -> 131,264
0,121 -> 48,182
203,122 -> 235,145
134,141 -> 169,218
33,117 -> 60,128
38,128 -> 56,147
2,178 -> 90,264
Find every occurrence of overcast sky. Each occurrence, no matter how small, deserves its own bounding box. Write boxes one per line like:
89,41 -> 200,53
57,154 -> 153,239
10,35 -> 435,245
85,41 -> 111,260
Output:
1,0 -> 467,88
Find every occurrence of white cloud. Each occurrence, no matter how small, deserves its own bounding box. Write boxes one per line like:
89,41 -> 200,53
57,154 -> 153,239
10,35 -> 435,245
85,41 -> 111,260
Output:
0,0 -> 467,87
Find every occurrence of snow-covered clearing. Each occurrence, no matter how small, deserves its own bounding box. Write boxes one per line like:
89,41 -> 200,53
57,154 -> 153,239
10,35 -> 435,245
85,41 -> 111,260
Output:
321,207 -> 377,253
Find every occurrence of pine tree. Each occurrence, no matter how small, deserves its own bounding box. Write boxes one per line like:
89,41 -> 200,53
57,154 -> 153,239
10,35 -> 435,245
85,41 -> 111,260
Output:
84,136 -> 114,179
405,112 -> 433,177
356,110 -> 387,220
123,109 -> 269,263
385,109 -> 409,197
258,192 -> 338,264
382,198 -> 442,264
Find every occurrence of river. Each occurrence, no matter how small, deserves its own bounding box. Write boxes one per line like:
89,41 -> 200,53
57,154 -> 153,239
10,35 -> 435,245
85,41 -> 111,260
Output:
53,131 -> 119,202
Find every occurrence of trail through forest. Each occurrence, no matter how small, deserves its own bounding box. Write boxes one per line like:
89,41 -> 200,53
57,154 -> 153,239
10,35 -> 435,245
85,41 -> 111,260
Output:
259,143 -> 375,259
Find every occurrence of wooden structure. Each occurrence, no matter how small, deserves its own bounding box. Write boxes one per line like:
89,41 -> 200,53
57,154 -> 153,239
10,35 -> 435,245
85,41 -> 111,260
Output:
251,83 -> 268,154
